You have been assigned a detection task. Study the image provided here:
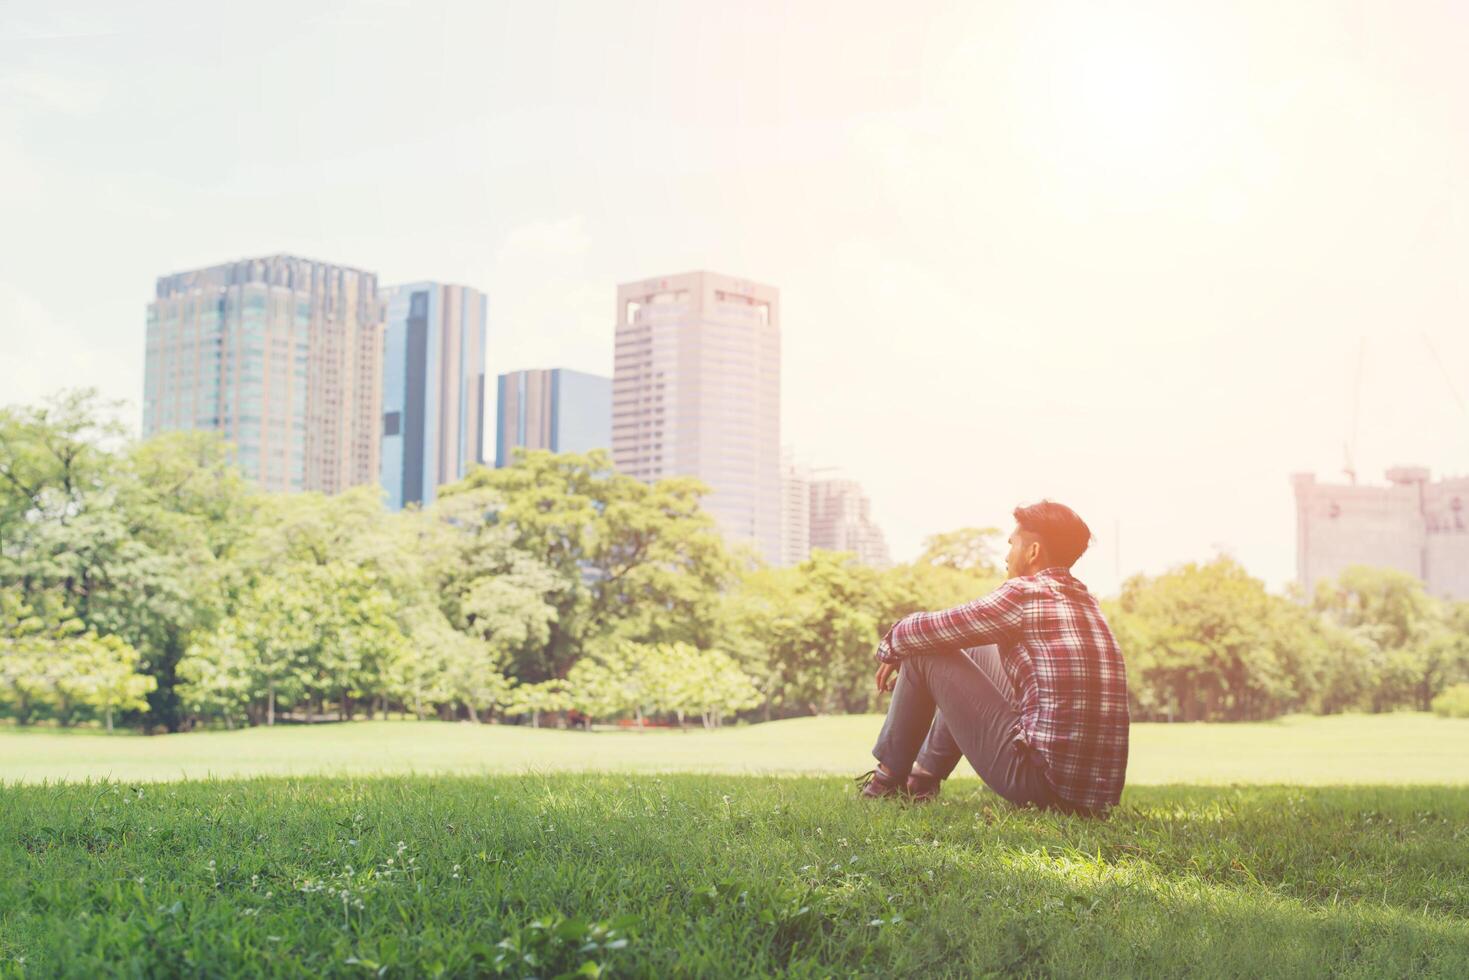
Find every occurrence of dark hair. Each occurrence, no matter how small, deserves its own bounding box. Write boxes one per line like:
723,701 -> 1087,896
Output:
1013,500 -> 1092,568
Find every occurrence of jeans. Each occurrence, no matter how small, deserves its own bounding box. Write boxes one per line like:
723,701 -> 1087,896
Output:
871,644 -> 1062,810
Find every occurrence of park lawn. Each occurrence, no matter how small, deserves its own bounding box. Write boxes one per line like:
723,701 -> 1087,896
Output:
2,712 -> 1468,785
1,775 -> 1467,977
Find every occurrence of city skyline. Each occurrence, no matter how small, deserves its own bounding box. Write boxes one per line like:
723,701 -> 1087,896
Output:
6,1 -> 1469,597
137,247 -> 894,571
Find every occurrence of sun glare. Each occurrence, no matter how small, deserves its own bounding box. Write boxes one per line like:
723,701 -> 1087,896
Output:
1013,10 -> 1219,193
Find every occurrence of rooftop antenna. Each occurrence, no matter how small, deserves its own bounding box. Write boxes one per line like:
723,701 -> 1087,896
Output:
1344,338 -> 1365,485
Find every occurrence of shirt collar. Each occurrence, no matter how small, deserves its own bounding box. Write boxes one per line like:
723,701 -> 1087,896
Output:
1034,566 -> 1083,587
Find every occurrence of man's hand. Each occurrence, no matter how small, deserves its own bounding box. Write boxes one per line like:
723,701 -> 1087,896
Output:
875,660 -> 900,694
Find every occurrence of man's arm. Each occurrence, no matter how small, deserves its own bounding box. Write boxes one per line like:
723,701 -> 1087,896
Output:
876,580 -> 1026,664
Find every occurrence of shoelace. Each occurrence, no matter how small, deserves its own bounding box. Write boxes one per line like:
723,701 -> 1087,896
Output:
856,768 -> 905,792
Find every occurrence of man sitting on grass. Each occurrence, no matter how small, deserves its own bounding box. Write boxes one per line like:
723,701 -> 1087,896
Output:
860,501 -> 1129,816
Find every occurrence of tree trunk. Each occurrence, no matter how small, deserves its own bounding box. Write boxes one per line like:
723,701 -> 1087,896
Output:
105,705 -> 113,732
531,709 -> 541,729
268,682 -> 276,727
468,703 -> 480,724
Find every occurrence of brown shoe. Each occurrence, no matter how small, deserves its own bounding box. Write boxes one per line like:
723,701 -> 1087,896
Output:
855,767 -> 906,799
906,772 -> 941,802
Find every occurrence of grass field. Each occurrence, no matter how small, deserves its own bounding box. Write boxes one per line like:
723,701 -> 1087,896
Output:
3,776 -> 1468,977
3,712 -> 1469,785
4,715 -> 1469,977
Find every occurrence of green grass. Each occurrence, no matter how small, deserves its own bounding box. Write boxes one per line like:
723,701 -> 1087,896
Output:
3,776 -> 1467,977
5,715 -> 1469,976
2,712 -> 1468,785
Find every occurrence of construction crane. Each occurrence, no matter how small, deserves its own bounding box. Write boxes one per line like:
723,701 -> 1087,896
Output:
1342,332 -> 1466,487
1422,332 -> 1468,421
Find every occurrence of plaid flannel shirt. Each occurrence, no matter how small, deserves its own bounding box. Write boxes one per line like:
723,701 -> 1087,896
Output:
876,567 -> 1130,812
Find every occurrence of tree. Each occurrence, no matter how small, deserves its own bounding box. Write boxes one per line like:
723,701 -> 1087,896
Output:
176,629 -> 254,729
0,589 -> 68,724
0,389 -> 124,546
916,526 -> 1005,577
1111,558 -> 1320,721
429,487 -> 560,680
1314,566 -> 1462,711
430,615 -> 512,723
0,587 -> 153,729
439,450 -> 733,680
58,634 -> 156,731
1,396 -> 255,731
504,679 -> 571,729
723,552 -> 883,717
184,574 -> 316,726
675,646 -> 761,729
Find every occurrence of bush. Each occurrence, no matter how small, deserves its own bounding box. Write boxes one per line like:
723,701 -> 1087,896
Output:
1431,683 -> 1469,719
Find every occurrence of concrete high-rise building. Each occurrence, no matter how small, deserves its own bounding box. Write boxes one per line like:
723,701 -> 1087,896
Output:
495,368 -> 611,467
780,447 -> 812,567
1292,467 -> 1469,600
379,282 -> 488,510
143,255 -> 383,493
810,477 -> 892,569
613,271 -> 781,564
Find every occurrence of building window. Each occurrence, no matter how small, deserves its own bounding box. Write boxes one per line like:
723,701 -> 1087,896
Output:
384,411 -> 401,436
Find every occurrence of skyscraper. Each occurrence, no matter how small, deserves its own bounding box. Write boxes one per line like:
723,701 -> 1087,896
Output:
613,271 -> 781,564
780,447 -> 812,567
380,282 -> 488,510
495,368 -> 611,467
810,477 -> 892,569
143,255 -> 383,493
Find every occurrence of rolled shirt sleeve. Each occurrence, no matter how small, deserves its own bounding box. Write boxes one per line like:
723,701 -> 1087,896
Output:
876,580 -> 1027,664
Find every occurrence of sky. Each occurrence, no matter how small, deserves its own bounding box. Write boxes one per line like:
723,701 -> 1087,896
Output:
2,0 -> 1467,596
